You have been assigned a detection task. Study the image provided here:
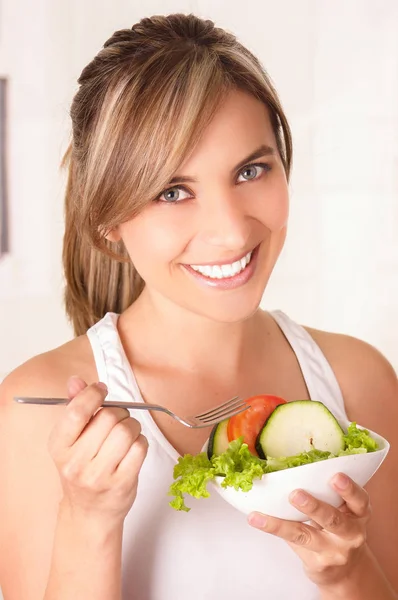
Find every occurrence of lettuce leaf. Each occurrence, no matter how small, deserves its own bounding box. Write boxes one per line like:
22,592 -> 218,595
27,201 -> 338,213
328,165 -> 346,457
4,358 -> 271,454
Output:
168,452 -> 216,512
265,449 -> 332,472
168,438 -> 266,511
212,438 -> 267,491
342,422 -> 379,452
168,423 -> 379,512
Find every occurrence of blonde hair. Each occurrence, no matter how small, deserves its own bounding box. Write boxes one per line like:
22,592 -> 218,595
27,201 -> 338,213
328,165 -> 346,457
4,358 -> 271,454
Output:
62,13 -> 292,336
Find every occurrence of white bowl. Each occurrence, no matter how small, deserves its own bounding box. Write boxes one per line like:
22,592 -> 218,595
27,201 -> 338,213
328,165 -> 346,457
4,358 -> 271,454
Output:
202,424 -> 389,522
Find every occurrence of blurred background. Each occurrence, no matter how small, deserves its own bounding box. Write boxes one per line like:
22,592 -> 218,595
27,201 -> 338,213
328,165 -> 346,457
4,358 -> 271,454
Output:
0,0 -> 397,597
0,0 -> 398,388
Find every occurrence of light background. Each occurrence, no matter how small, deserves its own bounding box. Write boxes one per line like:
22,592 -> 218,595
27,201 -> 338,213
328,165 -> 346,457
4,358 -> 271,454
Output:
0,1 -> 398,597
1,1 -> 398,376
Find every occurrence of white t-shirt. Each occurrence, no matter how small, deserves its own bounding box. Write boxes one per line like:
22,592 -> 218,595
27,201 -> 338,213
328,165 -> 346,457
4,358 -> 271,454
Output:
87,311 -> 348,600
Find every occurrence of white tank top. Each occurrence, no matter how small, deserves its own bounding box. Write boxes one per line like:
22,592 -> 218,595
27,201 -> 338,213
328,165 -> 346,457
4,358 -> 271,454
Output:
87,310 -> 348,600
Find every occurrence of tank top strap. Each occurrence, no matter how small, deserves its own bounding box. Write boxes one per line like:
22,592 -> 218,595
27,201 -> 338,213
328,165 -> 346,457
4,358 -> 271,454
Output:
86,312 -> 138,404
270,310 -> 348,425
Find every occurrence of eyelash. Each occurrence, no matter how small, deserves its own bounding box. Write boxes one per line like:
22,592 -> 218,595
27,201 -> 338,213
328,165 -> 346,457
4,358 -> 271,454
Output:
154,162 -> 272,204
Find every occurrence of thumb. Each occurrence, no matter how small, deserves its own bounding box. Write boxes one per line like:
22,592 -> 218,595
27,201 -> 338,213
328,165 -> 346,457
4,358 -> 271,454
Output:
66,375 -> 88,400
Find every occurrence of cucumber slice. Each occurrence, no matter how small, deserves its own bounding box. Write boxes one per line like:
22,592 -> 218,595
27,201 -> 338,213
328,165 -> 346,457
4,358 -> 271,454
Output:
255,400 -> 345,459
207,418 -> 230,459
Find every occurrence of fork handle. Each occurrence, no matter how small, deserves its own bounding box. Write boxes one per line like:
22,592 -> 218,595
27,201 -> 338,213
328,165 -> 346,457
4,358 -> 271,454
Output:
14,397 -> 169,413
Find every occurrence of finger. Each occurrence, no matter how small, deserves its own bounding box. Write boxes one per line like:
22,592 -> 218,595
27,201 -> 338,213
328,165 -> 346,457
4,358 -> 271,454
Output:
330,473 -> 371,518
50,382 -> 108,450
66,376 -> 88,400
289,489 -> 360,538
116,434 -> 148,478
92,417 -> 142,473
71,405 -> 131,462
309,520 -> 323,531
248,512 -> 326,552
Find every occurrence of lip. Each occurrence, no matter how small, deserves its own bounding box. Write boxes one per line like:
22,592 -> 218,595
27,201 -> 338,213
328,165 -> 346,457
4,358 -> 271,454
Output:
182,244 -> 260,291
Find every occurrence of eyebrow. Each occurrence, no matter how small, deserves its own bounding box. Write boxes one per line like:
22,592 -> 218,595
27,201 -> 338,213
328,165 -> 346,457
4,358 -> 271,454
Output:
168,144 -> 276,185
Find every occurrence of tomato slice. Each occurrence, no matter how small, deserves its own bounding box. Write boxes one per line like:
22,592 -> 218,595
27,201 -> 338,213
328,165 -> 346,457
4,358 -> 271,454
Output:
227,395 -> 287,455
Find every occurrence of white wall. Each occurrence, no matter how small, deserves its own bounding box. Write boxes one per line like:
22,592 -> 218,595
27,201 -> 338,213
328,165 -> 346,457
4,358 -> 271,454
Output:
0,0 -> 75,384
2,0 -> 397,384
1,0 -> 398,380
1,0 -> 398,597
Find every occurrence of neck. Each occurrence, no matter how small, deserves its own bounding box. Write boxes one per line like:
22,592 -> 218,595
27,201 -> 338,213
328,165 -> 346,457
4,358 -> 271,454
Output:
118,288 -> 269,377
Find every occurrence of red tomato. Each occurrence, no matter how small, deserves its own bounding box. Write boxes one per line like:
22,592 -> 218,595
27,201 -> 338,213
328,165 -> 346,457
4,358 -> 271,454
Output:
227,395 -> 287,455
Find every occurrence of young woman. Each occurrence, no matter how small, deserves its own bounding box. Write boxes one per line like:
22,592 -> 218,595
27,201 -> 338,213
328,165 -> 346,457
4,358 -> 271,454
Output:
0,13 -> 397,600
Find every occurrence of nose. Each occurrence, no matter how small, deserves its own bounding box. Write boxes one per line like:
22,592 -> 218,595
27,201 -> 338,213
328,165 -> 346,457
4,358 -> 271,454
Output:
198,193 -> 251,250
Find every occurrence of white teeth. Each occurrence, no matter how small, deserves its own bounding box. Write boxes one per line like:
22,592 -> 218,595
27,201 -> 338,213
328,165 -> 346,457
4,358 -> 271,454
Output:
190,250 -> 253,279
212,265 -> 223,279
231,260 -> 242,276
221,264 -> 233,277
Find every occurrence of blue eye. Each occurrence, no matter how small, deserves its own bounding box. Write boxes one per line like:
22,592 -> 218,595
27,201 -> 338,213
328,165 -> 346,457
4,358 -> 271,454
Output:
154,162 -> 271,204
156,186 -> 192,204
237,163 -> 271,183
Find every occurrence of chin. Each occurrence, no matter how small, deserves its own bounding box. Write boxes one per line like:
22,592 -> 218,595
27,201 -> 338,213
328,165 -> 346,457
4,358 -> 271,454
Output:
183,284 -> 267,324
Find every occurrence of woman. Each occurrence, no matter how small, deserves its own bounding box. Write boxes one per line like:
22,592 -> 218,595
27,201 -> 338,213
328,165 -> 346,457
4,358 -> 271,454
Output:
0,13 -> 397,600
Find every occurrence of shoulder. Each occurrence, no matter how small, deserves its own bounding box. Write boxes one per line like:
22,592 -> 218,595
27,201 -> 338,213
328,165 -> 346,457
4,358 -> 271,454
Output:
0,334 -> 97,409
304,325 -> 398,431
0,336 -> 98,599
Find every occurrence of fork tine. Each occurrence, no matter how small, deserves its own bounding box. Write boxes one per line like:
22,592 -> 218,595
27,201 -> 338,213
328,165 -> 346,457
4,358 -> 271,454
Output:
198,403 -> 249,425
196,399 -> 247,422
194,396 -> 242,419
196,400 -> 248,423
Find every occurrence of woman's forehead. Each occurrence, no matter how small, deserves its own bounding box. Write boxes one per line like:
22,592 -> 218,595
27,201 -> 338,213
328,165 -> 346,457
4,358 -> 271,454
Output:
175,91 -> 276,176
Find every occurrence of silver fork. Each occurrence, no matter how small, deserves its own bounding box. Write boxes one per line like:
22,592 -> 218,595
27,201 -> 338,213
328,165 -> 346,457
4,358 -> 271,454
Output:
13,395 -> 249,428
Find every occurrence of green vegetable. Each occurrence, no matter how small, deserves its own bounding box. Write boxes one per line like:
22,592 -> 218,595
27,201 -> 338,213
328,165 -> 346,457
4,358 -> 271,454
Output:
256,400 -> 345,458
169,438 -> 266,512
169,452 -> 216,512
207,418 -> 230,459
168,423 -> 379,512
265,449 -> 332,472
343,422 -> 379,452
212,438 -> 267,490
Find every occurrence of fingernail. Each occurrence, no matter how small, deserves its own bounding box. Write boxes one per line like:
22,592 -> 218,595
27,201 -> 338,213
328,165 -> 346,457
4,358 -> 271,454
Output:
248,513 -> 268,529
333,473 -> 349,490
291,490 -> 309,506
97,382 -> 108,392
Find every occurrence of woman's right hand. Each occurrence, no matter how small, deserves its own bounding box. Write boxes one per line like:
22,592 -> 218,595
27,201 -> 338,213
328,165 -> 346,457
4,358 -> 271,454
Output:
48,376 -> 148,524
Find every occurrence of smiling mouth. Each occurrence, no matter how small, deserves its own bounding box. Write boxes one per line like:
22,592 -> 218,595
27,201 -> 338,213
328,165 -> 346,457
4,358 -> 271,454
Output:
188,249 -> 254,280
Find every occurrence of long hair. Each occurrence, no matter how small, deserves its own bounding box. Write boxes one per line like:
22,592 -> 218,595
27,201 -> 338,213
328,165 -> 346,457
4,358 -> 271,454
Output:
62,13 -> 292,336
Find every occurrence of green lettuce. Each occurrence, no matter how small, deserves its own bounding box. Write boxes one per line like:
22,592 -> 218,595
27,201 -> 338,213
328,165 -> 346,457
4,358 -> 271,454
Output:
168,424 -> 378,511
169,438 -> 266,511
265,449 -> 332,472
342,422 -> 379,452
212,438 -> 267,491
169,452 -> 216,512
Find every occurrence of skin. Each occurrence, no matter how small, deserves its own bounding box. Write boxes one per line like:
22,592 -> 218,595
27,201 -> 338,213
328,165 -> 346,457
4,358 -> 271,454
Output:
0,89 -> 397,600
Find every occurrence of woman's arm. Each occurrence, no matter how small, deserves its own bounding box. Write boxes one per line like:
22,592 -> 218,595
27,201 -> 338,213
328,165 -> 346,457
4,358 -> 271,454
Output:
44,500 -> 124,600
307,328 -> 398,595
0,350 -> 147,600
249,328 -> 398,598
0,356 -> 73,600
318,544 -> 397,600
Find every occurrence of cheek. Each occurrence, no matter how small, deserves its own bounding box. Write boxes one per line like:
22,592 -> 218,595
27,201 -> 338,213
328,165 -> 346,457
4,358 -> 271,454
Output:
119,211 -> 191,270
257,179 -> 289,232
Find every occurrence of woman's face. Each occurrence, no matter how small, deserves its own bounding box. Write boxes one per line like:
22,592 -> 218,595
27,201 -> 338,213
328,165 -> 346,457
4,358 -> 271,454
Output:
116,90 -> 289,323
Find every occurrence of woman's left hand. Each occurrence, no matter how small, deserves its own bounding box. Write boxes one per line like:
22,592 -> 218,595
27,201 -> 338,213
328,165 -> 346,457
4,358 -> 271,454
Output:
248,472 -> 371,587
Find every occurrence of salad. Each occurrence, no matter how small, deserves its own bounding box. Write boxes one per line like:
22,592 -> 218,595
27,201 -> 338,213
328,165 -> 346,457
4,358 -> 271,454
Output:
168,397 -> 379,512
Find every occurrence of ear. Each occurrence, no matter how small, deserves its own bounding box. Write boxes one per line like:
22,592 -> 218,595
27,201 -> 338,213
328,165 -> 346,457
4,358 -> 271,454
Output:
105,229 -> 122,243
101,226 -> 122,243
